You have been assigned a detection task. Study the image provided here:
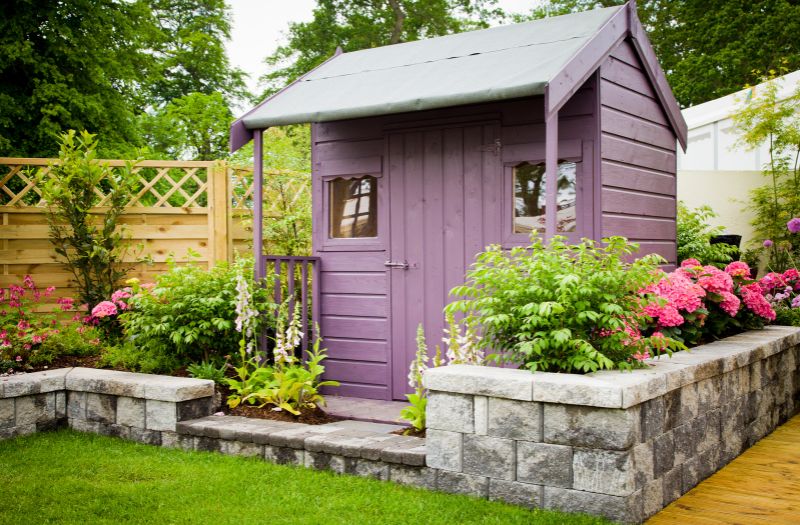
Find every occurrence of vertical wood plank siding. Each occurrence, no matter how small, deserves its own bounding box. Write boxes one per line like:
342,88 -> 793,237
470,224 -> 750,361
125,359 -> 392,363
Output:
600,39 -> 678,265
313,81 -> 599,400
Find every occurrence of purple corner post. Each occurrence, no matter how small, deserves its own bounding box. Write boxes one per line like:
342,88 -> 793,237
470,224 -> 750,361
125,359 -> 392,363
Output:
253,128 -> 265,280
545,110 -> 559,239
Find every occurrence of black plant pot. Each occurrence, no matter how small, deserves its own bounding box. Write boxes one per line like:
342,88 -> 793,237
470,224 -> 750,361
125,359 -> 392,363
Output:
711,234 -> 742,261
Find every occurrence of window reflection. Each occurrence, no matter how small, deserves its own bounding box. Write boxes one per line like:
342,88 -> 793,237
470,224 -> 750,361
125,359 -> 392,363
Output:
513,161 -> 577,234
329,175 -> 378,238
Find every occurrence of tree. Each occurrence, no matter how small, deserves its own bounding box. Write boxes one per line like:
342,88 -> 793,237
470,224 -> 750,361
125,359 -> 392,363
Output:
141,92 -> 234,160
147,0 -> 247,106
0,0 -> 157,157
0,0 -> 247,158
261,0 -> 503,97
518,0 -> 800,107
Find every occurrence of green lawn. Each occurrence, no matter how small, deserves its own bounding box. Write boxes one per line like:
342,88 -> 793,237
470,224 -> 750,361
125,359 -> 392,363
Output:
0,430 -> 613,525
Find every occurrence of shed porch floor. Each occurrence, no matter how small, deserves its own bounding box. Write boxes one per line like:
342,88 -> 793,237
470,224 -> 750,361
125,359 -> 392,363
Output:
647,413 -> 800,524
324,395 -> 407,426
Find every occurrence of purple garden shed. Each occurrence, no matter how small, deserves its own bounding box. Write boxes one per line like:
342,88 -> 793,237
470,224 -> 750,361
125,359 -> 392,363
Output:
230,1 -> 688,400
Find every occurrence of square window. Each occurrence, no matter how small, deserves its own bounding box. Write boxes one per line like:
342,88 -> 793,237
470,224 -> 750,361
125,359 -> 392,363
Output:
513,161 -> 577,234
329,175 -> 378,238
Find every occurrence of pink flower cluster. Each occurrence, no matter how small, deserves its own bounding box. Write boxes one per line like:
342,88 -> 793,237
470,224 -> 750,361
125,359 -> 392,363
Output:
741,283 -> 776,321
91,301 -> 118,319
111,287 -> 132,311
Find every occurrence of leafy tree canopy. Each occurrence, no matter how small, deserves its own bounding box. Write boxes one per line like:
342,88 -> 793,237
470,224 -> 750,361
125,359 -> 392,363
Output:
261,0 -> 503,98
0,0 -> 246,158
518,0 -> 800,107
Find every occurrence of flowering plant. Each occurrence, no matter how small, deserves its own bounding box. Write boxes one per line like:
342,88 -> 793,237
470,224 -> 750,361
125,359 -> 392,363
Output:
447,236 -> 684,373
0,275 -> 90,373
641,259 -> 775,345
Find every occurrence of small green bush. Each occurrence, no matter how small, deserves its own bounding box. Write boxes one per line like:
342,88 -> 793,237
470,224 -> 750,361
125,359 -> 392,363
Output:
27,323 -> 102,367
677,202 -> 738,267
446,236 -> 681,373
102,258 -> 274,373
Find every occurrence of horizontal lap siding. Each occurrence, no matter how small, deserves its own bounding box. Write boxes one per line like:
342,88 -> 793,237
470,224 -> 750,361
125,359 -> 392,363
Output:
600,39 -> 677,265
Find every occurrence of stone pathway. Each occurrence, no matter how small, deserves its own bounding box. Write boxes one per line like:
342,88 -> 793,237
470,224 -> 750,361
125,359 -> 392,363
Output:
324,395 -> 407,424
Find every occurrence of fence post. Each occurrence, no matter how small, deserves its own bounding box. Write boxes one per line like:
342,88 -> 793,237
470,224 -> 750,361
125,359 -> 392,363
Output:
207,161 -> 231,266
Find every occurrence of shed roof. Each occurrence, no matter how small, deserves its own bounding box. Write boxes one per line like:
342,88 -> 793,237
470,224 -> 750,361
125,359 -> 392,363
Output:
231,1 -> 687,151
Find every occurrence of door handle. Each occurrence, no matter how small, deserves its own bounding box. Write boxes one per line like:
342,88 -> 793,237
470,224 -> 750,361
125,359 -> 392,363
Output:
384,260 -> 409,270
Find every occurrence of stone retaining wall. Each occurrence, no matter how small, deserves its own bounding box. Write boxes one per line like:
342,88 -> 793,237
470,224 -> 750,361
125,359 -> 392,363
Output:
0,367 -> 215,444
423,326 -> 800,524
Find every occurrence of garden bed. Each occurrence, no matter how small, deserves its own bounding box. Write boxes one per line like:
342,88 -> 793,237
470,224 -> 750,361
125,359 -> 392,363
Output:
423,325 -> 800,524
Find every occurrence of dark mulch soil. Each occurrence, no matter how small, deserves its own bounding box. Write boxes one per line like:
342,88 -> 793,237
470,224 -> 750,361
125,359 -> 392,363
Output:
392,427 -> 425,438
229,404 -> 341,425
25,354 -> 103,373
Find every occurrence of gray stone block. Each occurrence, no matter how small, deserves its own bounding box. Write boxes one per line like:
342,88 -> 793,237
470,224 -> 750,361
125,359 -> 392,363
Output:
379,437 -> 426,464
358,435 -> 410,460
15,394 -> 52,426
653,431 -> 675,478
389,465 -> 436,489
116,397 -> 145,428
679,382 -> 699,421
474,395 -> 488,435
130,427 -> 162,446
436,470 -> 489,497
99,423 -> 131,440
160,431 -> 194,450
701,409 -> 721,452
462,434 -> 514,480
750,361 -> 764,391
344,458 -> 389,480
219,440 -> 262,457
0,398 -> 13,429
662,388 -> 682,431
304,451 -> 345,473
643,477 -> 663,520
489,479 -> 541,508
424,364 -> 534,401
543,486 -> 642,525
533,373 -> 623,408
662,466 -> 683,505
69,417 -> 101,434
177,397 -> 214,421
427,391 -> 473,433
145,399 -> 177,431
264,445 -> 304,465
696,376 -> 721,413
631,441 -> 654,489
402,445 -> 426,466
589,368 -> 668,408
67,391 -> 86,420
194,436 -> 222,452
640,397 -> 665,442
3,368 -> 69,397
516,441 -> 572,487
55,391 -> 66,419
573,448 -> 636,497
543,404 -> 640,450
85,393 -> 116,424
487,397 -> 541,440
673,420 -> 699,465
425,429 -> 462,471
66,367 -> 146,397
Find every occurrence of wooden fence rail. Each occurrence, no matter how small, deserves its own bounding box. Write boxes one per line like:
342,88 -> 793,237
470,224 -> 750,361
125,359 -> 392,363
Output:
0,157 -> 309,305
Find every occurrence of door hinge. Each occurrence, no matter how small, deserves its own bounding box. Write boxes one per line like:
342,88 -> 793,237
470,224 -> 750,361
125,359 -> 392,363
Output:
479,139 -> 502,156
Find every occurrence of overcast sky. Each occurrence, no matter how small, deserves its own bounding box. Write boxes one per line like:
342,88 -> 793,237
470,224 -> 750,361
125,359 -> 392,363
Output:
226,0 -> 540,108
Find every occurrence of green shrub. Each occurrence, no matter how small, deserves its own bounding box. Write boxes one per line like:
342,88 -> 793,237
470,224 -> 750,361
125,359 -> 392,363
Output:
187,360 -> 227,384
446,236 -> 682,373
677,202 -> 738,267
104,258 -> 274,373
28,323 -> 102,367
37,131 -> 137,309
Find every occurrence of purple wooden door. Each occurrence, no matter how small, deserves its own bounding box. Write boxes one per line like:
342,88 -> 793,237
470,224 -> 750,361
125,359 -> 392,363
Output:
388,123 -> 502,399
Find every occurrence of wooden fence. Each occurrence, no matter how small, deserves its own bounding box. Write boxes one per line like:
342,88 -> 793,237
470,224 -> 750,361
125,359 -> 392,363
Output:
0,157 -> 309,308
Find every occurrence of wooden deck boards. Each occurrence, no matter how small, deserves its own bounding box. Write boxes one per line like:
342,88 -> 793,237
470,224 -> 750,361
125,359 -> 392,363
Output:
647,415 -> 800,524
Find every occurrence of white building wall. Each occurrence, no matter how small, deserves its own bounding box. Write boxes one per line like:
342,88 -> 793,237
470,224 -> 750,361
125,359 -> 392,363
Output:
677,70 -> 800,248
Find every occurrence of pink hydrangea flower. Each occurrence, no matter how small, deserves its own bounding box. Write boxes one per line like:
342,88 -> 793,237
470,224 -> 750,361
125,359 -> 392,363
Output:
725,261 -> 751,279
632,350 -> 651,362
719,292 -> 741,316
741,283 -> 776,321
697,266 -> 734,294
91,301 -> 118,318
111,288 -> 132,303
759,272 -> 786,293
680,259 -> 702,269
783,268 -> 799,283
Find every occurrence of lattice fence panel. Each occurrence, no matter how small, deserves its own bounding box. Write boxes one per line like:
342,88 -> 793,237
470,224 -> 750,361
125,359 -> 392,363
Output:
230,167 -> 310,217
0,160 -> 211,208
